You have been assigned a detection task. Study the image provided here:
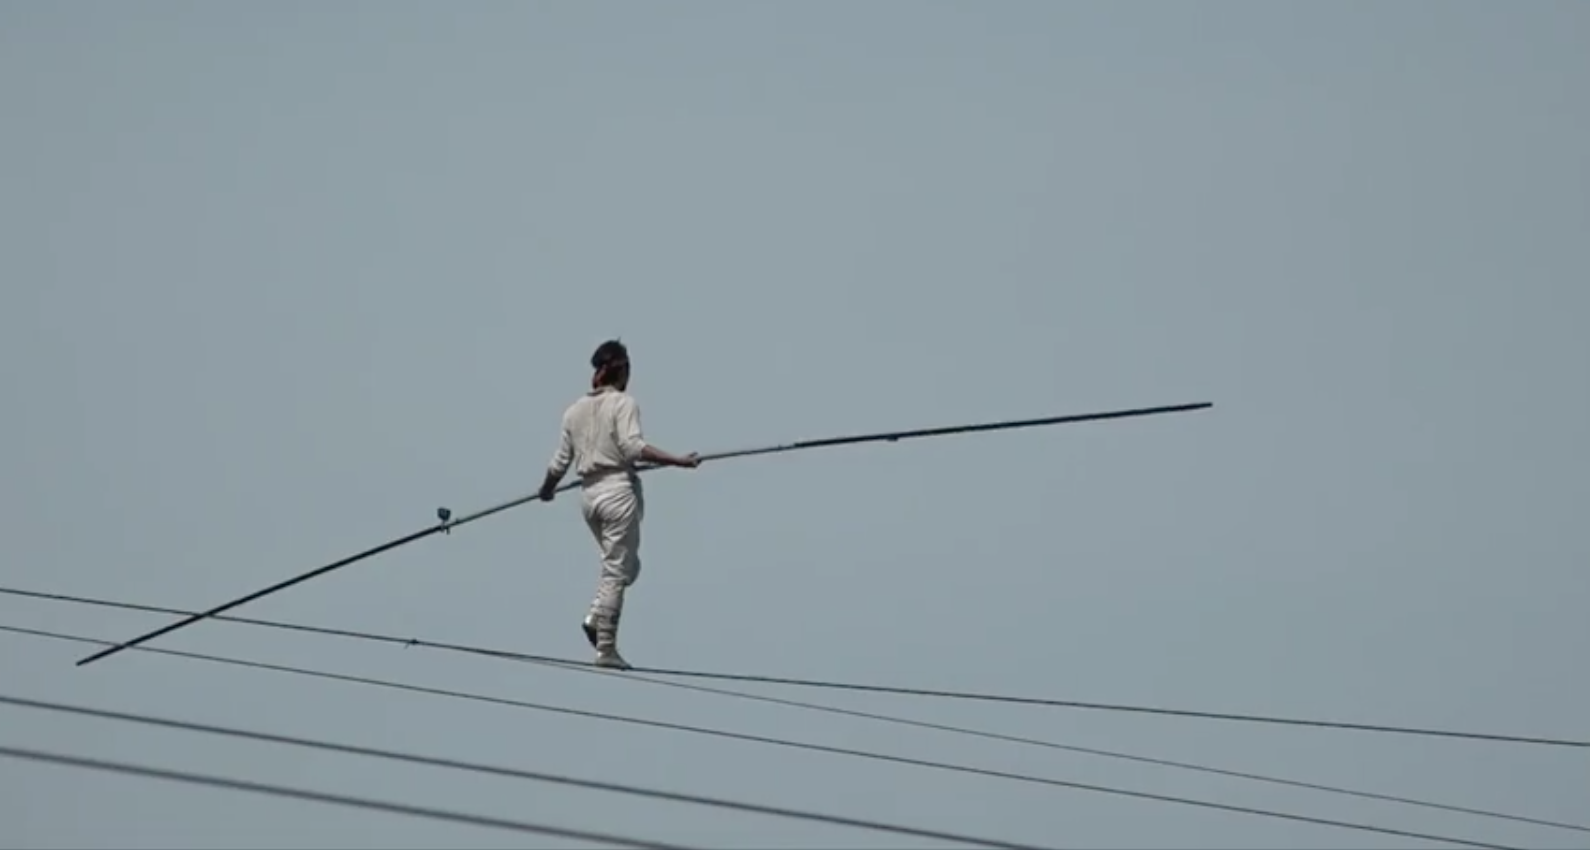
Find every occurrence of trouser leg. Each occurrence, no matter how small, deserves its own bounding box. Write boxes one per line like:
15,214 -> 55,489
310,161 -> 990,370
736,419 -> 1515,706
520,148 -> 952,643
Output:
583,484 -> 643,651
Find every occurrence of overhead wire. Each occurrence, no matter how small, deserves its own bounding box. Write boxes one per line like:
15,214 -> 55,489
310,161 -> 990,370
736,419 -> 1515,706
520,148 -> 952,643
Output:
22,585 -> 1590,751
0,743 -> 688,850
607,667 -> 1590,751
1,623 -> 1520,850
8,585 -> 1584,836
0,692 -> 1049,850
71,401 -> 1213,667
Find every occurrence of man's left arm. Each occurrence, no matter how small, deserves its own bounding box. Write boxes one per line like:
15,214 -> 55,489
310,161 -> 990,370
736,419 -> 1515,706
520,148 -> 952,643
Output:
539,423 -> 573,500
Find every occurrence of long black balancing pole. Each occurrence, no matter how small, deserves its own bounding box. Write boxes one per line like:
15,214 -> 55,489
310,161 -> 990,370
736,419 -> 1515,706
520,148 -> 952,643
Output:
75,401 -> 1212,667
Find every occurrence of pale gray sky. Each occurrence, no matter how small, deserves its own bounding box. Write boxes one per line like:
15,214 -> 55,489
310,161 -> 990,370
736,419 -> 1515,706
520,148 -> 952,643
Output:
2,2 -> 1586,848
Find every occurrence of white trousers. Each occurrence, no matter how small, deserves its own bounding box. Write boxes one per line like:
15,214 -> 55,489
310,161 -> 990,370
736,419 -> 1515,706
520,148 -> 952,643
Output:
581,476 -> 644,639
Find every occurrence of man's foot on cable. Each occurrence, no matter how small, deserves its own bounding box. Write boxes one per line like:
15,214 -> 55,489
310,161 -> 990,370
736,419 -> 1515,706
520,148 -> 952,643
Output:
594,647 -> 631,670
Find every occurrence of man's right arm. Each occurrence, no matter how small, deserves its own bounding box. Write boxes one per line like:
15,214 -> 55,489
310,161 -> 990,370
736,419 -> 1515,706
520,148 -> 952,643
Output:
616,396 -> 698,468
640,444 -> 699,468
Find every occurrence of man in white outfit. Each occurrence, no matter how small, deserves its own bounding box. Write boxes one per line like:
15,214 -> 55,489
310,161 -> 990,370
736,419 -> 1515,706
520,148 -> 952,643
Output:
538,340 -> 698,670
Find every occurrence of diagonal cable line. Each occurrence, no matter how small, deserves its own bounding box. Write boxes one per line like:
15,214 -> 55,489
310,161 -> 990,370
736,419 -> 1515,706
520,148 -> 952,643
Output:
511,655 -> 1590,837
6,585 -> 1581,835
32,587 -> 1587,750
0,744 -> 688,849
1,623 -> 1518,850
0,692 -> 1051,850
587,666 -> 1587,750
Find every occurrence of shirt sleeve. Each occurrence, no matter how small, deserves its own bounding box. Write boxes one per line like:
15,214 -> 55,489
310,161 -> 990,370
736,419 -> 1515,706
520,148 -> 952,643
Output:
613,395 -> 649,463
547,420 -> 574,477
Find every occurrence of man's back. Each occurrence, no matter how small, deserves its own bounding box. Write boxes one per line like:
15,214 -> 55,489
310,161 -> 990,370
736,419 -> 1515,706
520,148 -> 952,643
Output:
551,386 -> 648,486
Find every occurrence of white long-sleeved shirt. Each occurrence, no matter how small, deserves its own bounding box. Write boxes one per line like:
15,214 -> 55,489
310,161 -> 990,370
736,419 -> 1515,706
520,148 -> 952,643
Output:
546,386 -> 649,487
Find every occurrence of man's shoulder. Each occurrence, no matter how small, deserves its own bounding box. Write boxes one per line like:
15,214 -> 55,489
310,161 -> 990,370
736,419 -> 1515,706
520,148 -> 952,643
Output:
592,388 -> 636,414
561,392 -> 597,419
590,386 -> 637,404
563,388 -> 636,416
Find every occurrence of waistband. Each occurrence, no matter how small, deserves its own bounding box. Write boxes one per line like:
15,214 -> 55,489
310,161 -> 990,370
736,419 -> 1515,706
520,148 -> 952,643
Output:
581,467 -> 641,490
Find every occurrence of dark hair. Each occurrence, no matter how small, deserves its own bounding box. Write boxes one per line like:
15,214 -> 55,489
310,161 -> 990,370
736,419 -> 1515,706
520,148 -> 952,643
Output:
591,339 -> 628,370
590,339 -> 629,386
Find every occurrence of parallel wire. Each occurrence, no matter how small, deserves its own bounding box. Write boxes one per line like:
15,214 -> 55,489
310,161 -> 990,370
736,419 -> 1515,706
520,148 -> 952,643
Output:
628,675 -> 1585,749
22,586 -> 1590,751
0,744 -> 688,849
0,692 -> 1049,850
2,623 -> 1518,850
7,586 -> 1583,835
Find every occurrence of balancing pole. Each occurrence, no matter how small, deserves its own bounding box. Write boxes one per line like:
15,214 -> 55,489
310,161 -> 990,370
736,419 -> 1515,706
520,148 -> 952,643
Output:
74,401 -> 1211,667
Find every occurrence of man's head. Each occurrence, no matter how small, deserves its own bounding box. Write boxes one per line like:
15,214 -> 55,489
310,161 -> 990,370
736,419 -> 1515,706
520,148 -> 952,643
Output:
590,339 -> 630,390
